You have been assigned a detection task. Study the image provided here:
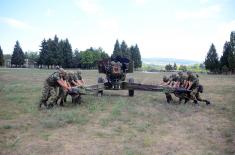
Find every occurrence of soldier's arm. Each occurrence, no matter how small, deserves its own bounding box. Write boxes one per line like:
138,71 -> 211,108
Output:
187,81 -> 192,90
57,79 -> 71,91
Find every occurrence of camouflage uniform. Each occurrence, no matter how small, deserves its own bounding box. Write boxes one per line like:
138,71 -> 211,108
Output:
177,72 -> 187,87
39,70 -> 65,108
162,75 -> 173,103
63,71 -> 83,104
186,72 -> 200,103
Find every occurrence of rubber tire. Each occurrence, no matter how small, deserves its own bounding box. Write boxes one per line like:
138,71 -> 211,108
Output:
128,78 -> 134,97
98,77 -> 105,83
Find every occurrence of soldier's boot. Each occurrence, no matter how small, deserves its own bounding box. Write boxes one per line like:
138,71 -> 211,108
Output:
59,100 -> 64,106
73,95 -> 81,104
193,100 -> 199,105
47,103 -> 54,109
165,93 -> 173,103
205,100 -> 211,105
39,100 -> 47,109
64,93 -> 68,103
179,98 -> 183,104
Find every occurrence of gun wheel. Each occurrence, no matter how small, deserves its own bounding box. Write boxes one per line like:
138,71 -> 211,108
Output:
128,78 -> 134,97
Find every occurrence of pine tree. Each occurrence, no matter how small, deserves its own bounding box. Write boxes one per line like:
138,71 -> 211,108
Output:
204,43 -> 220,73
0,46 -> 4,66
220,41 -> 231,70
38,39 -> 49,67
173,62 -> 177,70
134,44 -> 142,68
228,48 -> 235,72
62,39 -> 73,68
112,39 -> 122,58
121,40 -> 130,59
11,41 -> 25,67
72,48 -> 81,68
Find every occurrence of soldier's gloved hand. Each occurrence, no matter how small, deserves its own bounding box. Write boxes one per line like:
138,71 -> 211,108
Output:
68,87 -> 72,91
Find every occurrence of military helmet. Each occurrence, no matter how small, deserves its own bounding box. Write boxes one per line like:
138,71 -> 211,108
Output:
77,70 -> 81,75
178,71 -> 183,76
67,71 -> 74,76
163,75 -> 169,82
187,71 -> 192,75
58,68 -> 67,77
171,73 -> 177,78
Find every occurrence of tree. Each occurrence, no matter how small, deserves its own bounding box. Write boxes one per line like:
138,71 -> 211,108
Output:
72,48 -> 81,68
0,46 -> 4,66
173,62 -> 177,70
179,65 -> 187,71
220,41 -> 232,71
228,49 -> 235,72
25,51 -> 39,62
38,39 -> 49,67
130,44 -> 142,68
112,39 -> 122,58
204,43 -> 220,73
120,40 -> 131,59
11,41 -> 25,67
60,38 -> 73,68
165,64 -> 173,71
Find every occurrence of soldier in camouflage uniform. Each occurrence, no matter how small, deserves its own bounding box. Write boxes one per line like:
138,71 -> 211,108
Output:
61,70 -> 85,104
186,72 -> 210,105
173,72 -> 189,103
39,68 -> 71,108
161,75 -> 173,103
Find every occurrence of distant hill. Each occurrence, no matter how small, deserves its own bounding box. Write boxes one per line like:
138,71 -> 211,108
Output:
142,57 -> 200,65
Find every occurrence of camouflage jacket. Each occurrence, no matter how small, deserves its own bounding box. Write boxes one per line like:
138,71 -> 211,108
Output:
46,71 -> 63,87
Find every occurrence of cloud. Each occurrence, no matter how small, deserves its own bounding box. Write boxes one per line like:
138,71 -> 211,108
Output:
0,17 -> 32,29
176,4 -> 221,20
74,0 -> 103,15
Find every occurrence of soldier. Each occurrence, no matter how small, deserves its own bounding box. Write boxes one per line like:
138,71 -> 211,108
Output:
75,70 -> 85,86
166,73 -> 178,88
161,75 -> 173,103
39,68 -> 71,108
62,70 -> 85,104
186,72 -> 210,105
176,71 -> 187,88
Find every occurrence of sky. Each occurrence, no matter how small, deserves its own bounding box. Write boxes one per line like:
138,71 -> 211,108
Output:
0,0 -> 235,61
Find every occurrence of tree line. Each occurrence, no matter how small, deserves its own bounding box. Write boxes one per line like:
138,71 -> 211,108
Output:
204,31 -> 235,73
0,35 -> 142,69
112,40 -> 142,68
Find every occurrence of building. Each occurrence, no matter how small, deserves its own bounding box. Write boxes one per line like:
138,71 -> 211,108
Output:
4,59 -> 37,68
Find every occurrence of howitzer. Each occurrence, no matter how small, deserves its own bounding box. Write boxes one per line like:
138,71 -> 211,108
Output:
82,81 -> 192,96
127,83 -> 191,94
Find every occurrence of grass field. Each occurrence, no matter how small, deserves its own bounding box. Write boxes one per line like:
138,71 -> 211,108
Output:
0,68 -> 234,155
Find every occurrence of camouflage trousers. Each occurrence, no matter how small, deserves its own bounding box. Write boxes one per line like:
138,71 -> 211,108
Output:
39,81 -> 58,108
176,89 -> 209,104
56,87 -> 67,106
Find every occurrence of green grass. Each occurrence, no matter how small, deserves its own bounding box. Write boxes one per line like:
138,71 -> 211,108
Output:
40,109 -> 89,129
0,68 -> 235,154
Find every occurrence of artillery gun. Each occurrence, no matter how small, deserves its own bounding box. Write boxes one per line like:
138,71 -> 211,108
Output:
84,56 -> 192,97
96,56 -> 135,96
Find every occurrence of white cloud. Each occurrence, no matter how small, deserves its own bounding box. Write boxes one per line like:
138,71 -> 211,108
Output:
0,17 -> 32,29
176,4 -> 221,21
74,0 -> 103,15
